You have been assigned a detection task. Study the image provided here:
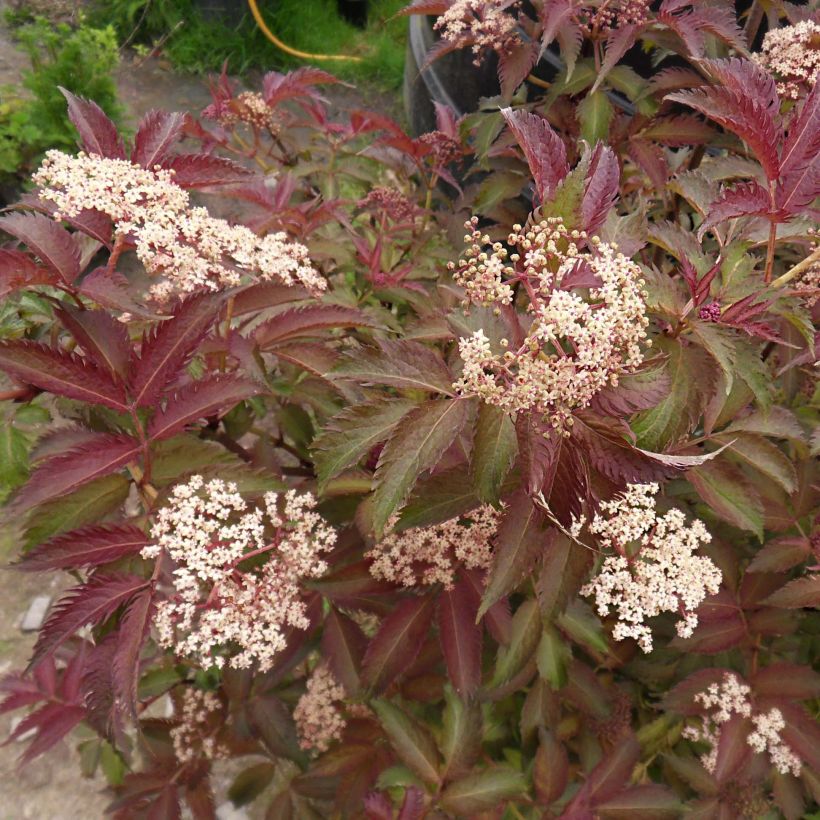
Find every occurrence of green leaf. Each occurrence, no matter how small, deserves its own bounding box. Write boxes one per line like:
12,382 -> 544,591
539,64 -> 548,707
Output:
23,473 -> 129,550
714,433 -> 797,494
440,686 -> 482,781
228,763 -> 276,807
371,700 -> 441,785
479,490 -> 546,618
633,339 -> 714,450
597,785 -> 682,818
733,341 -> 772,411
578,91 -> 613,144
688,460 -> 763,538
556,600 -> 611,657
536,625 -> 570,689
471,404 -> 517,504
490,599 -> 541,688
371,398 -> 471,534
150,436 -> 241,487
0,424 -> 30,499
398,468 -> 481,530
690,320 -> 737,395
439,768 -> 526,814
312,400 -> 413,490
333,339 -> 455,395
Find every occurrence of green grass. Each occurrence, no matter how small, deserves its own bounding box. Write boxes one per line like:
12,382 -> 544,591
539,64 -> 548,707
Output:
91,0 -> 407,88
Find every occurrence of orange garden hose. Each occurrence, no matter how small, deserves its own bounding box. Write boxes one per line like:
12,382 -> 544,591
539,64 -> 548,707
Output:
247,0 -> 363,62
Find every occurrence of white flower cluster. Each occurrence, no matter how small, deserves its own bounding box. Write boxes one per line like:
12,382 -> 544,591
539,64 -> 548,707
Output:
366,506 -> 499,589
142,476 -> 336,671
452,217 -> 649,431
755,20 -> 820,99
435,0 -> 520,62
578,483 -> 721,652
170,688 -> 227,764
32,150 -> 325,301
682,673 -> 802,776
293,665 -> 347,753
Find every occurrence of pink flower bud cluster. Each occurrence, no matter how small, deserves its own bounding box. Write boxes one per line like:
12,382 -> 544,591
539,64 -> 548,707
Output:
434,0 -> 521,63
452,216 -> 650,430
755,20 -> 820,100
366,506 -> 500,589
357,186 -> 418,223
294,664 -> 347,753
575,0 -> 651,35
682,673 -> 802,776
142,476 -> 336,671
32,150 -> 325,301
578,483 -> 721,653
210,91 -> 279,131
796,255 -> 819,306
170,688 -> 227,764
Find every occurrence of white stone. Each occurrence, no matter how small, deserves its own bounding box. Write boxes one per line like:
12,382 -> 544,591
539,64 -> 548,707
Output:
21,596 -> 51,632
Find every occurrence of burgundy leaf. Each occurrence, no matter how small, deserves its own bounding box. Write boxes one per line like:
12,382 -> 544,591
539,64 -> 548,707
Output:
0,249 -> 58,297
148,375 -> 261,440
363,791 -> 393,820
752,663 -> 820,700
566,734 -> 640,810
130,293 -> 221,407
539,0 -> 575,50
581,143 -> 620,235
231,281 -> 310,316
479,489 -> 546,618
534,729 -> 569,806
398,786 -> 425,820
7,701 -> 87,765
498,42 -> 539,99
438,576 -> 482,697
31,573 -> 150,667
17,523 -> 148,572
132,110 -> 186,168
777,79 -> 820,211
589,364 -> 671,416
322,608 -> 368,696
253,305 -> 377,349
397,0 -> 449,15
712,714 -> 752,783
55,304 -> 131,379
0,212 -> 81,283
162,154 -> 254,188
112,588 -> 155,721
667,60 -> 782,181
361,596 -> 435,693
697,181 -> 770,239
60,88 -> 125,159
78,268 -> 162,319
592,24 -> 642,94
262,66 -> 339,107
12,434 -> 141,512
0,340 -> 128,410
500,108 -> 569,202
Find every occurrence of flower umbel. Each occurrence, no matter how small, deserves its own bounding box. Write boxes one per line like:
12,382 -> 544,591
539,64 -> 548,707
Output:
142,476 -> 336,671
367,505 -> 499,589
452,216 -> 649,430
755,20 -> 820,100
579,483 -> 721,652
170,688 -> 227,764
33,150 -> 325,301
682,673 -> 802,776
294,664 -> 347,753
434,0 -> 520,63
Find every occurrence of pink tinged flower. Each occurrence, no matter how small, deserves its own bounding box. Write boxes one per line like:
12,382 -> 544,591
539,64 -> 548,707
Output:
294,664 -> 347,753
755,20 -> 820,100
682,674 -> 802,776
366,505 -> 499,589
142,476 -> 336,671
451,216 -> 650,431
579,483 -> 721,653
32,150 -> 325,301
